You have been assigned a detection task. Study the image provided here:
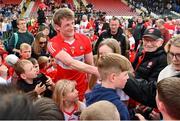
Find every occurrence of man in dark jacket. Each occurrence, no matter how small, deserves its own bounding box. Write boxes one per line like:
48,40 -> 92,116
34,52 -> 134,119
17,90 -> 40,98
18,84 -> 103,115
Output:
133,28 -> 167,83
94,17 -> 127,56
123,34 -> 180,108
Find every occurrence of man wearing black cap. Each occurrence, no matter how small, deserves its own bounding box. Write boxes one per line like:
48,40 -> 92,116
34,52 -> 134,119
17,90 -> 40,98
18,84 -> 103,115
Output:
132,28 -> 167,83
122,28 -> 167,119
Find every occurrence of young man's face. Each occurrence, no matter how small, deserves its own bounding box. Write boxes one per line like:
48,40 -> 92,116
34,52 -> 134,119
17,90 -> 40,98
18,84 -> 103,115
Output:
114,71 -> 129,89
20,48 -> 32,59
109,19 -> 119,34
169,45 -> 180,71
143,37 -> 163,52
59,18 -> 75,38
17,20 -> 27,32
23,62 -> 37,80
42,28 -> 50,36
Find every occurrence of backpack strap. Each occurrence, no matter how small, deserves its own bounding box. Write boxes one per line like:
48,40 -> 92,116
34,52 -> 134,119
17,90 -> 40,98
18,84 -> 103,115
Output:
14,32 -> 18,48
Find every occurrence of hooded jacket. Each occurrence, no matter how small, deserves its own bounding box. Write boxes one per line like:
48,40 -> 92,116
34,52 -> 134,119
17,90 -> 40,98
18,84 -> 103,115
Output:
85,84 -> 130,120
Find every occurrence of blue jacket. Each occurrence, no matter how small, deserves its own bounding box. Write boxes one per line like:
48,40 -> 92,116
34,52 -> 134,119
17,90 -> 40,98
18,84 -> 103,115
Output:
85,84 -> 130,120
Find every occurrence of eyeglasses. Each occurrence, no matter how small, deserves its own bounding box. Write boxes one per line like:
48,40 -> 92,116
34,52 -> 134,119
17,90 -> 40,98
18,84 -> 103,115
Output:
143,38 -> 157,43
39,41 -> 47,45
168,52 -> 180,60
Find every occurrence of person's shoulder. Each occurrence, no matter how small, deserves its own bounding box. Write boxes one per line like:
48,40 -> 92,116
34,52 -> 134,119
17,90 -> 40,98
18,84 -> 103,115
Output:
50,34 -> 62,42
75,33 -> 90,42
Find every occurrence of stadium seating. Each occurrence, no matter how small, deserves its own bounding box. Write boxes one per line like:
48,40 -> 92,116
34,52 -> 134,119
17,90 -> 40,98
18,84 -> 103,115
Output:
86,0 -> 137,16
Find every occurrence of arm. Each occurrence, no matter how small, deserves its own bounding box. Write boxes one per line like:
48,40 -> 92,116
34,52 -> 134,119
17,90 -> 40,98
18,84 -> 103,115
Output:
8,34 -> 16,53
55,50 -> 99,77
84,52 -> 95,81
123,73 -> 157,108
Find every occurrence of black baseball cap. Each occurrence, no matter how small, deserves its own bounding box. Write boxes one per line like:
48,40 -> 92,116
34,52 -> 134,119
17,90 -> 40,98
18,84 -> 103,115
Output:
143,28 -> 163,40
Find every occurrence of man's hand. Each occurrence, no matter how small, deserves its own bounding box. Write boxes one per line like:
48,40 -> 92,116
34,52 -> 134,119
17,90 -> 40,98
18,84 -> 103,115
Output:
46,76 -> 55,90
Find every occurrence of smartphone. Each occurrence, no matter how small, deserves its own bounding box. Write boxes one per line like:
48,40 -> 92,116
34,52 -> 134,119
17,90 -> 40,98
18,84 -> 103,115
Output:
35,73 -> 48,87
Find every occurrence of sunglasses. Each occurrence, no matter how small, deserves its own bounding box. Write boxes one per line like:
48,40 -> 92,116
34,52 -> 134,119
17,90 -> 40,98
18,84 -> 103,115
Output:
39,41 -> 47,45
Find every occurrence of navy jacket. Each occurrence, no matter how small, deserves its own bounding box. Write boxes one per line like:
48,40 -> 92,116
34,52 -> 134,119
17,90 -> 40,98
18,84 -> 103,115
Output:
85,84 -> 130,120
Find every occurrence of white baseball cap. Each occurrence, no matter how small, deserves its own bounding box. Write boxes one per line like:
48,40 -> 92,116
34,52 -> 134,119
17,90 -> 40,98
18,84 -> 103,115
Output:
5,54 -> 19,66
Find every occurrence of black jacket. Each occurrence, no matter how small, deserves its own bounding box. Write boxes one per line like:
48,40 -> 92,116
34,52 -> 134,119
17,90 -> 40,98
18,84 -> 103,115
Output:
133,47 -> 167,82
94,27 -> 127,56
123,73 -> 180,108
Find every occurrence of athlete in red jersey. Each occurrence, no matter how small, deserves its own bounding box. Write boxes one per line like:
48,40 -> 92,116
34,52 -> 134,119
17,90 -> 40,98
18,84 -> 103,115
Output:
48,8 -> 99,101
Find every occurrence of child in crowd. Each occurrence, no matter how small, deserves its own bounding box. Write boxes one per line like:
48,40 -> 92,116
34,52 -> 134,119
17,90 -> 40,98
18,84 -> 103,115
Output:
38,56 -> 58,82
80,101 -> 120,120
19,43 -> 32,60
29,58 -> 40,75
34,97 -> 65,120
14,59 -> 54,97
53,79 -> 86,121
85,53 -> 131,120
38,25 -> 50,37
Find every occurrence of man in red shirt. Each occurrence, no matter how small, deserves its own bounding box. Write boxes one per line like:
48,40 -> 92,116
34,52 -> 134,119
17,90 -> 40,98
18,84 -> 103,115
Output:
48,8 -> 98,100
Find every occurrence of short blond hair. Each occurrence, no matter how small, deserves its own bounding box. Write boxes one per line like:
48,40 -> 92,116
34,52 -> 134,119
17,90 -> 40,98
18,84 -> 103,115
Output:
97,53 -> 131,80
164,35 -> 180,64
164,34 -> 180,53
20,43 -> 31,51
37,56 -> 49,69
80,100 -> 120,120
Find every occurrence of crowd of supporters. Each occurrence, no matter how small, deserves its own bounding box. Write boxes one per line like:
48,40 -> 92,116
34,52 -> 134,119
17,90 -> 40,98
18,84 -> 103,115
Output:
128,0 -> 180,15
0,0 -> 180,120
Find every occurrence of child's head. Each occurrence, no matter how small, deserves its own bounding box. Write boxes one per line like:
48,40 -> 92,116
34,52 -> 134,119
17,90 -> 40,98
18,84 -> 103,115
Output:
37,56 -> 50,70
34,97 -> 65,120
53,80 -> 78,111
125,28 -> 133,37
80,101 -> 120,120
97,53 -> 131,89
14,59 -> 37,80
20,43 -> 32,59
38,25 -> 50,36
98,38 -> 121,58
29,58 -> 39,74
156,77 -> 180,120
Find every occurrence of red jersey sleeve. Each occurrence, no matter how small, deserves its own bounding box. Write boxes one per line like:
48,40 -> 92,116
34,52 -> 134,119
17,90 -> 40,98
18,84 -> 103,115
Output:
48,40 -> 62,57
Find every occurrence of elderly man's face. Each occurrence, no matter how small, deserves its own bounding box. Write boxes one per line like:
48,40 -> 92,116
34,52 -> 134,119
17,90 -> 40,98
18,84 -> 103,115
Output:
169,45 -> 180,71
143,37 -> 163,52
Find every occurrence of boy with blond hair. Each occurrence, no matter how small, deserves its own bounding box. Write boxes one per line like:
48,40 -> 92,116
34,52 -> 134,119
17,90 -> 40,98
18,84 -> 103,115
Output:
85,53 -> 131,120
20,43 -> 32,59
80,100 -> 120,120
